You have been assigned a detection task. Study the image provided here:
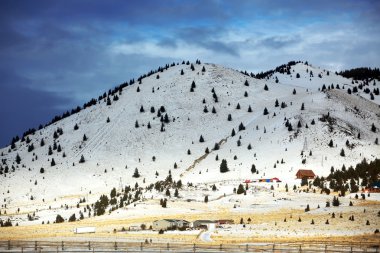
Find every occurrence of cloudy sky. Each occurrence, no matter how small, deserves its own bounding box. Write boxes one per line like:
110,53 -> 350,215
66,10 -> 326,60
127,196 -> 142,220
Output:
0,0 -> 379,147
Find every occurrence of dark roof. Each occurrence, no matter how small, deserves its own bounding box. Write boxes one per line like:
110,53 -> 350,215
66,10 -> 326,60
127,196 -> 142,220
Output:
194,220 -> 216,223
296,169 -> 315,177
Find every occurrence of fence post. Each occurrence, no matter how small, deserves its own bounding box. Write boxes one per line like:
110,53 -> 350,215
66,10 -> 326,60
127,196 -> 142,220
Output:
7,240 -> 10,250
114,242 -> 117,250
246,244 -> 248,252
61,241 -> 64,251
299,244 -> 302,253
88,241 -> 91,250
220,244 -> 223,251
35,241 -> 37,251
273,244 -> 275,252
140,242 -> 143,251
325,244 -> 327,253
193,243 -> 196,253
167,243 -> 169,250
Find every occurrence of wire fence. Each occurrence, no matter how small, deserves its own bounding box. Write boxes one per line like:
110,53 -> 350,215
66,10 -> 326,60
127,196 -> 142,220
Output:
0,240 -> 379,252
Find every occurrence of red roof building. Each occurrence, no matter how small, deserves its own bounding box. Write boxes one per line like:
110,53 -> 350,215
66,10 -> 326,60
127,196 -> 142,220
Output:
296,169 -> 316,179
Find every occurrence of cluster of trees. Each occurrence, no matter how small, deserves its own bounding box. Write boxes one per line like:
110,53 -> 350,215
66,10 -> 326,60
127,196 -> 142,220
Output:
338,67 -> 380,80
313,158 -> 380,195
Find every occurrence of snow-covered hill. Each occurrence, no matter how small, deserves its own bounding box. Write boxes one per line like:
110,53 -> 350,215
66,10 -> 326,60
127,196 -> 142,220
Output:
1,61 -> 379,225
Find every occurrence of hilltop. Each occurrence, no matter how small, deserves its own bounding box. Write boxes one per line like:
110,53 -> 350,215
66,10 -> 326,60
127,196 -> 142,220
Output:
0,61 -> 379,240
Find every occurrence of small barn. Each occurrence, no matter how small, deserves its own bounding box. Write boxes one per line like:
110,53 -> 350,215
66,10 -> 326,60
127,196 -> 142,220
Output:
296,169 -> 316,179
152,219 -> 189,231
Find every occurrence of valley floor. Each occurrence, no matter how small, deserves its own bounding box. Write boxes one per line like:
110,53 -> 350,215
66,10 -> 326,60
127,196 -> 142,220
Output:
1,186 -> 379,245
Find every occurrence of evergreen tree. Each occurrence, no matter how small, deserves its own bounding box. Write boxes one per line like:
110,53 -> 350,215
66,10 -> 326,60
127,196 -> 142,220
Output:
40,138 -> 45,147
202,66 -> 206,72
244,80 -> 249,86
275,99 -> 279,107
340,148 -> 345,157
238,122 -> 245,131
248,105 -> 252,112
15,153 -> 21,164
251,164 -> 256,173
140,105 -> 145,113
237,184 -> 245,194
133,168 -> 140,178
51,158 -> 56,167
220,159 -> 229,173
187,149 -> 191,155
79,155 -> 85,163
264,84 -> 268,91
55,214 -> 64,223
204,195 -> 208,203
263,107 -> 269,115
293,89 -> 296,95
74,124 -> 79,130
135,120 -> 139,128
231,128 -> 236,137
328,139 -> 334,148
199,135 -> 205,142
228,114 -> 232,121
107,117 -> 110,123
83,134 -> 88,141
371,123 -> 377,133
212,107 -> 216,113
236,103 -> 241,109
301,103 -> 305,110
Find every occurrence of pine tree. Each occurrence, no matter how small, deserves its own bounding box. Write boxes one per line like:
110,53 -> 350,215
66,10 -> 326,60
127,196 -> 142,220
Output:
135,120 -> 139,128
228,114 -> 232,121
133,168 -> 140,178
244,91 -> 248,97
275,99 -> 279,107
212,107 -> 216,113
293,89 -> 296,95
237,184 -> 245,194
83,134 -> 88,141
247,143 -> 252,150
204,195 -> 208,203
220,159 -> 229,173
203,106 -> 208,113
238,122 -> 245,131
236,103 -> 241,110
40,138 -> 45,147
264,84 -> 268,91
244,80 -> 249,86
106,117 -> 110,123
248,105 -> 252,112
231,128 -> 236,137
74,124 -> 79,130
140,105 -> 145,113
199,135 -> 205,142
340,148 -> 345,157
79,155 -> 85,163
301,103 -> 305,110
263,107 -> 269,115
51,158 -> 56,167
251,164 -> 256,174
15,153 -> 21,164
187,149 -> 191,155
180,69 -> 184,75
328,139 -> 334,148
202,66 -> 206,72
174,162 -> 177,169
371,123 -> 377,133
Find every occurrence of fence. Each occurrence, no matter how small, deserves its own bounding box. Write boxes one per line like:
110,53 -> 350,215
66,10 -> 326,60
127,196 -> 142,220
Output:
0,240 -> 379,252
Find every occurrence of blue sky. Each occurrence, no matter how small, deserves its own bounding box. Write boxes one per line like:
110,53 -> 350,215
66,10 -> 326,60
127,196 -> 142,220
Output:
0,0 -> 379,147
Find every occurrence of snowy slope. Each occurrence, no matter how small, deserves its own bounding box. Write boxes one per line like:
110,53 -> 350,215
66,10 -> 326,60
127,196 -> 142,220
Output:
0,61 -> 379,223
